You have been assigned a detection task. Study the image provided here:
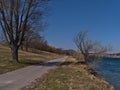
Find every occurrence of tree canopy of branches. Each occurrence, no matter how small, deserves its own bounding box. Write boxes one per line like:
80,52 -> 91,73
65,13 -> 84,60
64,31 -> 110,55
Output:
23,29 -> 47,51
0,0 -> 50,62
74,31 -> 110,63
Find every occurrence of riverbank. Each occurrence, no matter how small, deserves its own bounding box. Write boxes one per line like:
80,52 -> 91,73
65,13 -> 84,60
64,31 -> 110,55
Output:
92,57 -> 120,90
87,66 -> 115,90
22,57 -> 114,90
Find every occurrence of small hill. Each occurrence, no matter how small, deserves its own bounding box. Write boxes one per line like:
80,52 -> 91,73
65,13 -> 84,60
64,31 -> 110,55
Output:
0,45 -> 61,74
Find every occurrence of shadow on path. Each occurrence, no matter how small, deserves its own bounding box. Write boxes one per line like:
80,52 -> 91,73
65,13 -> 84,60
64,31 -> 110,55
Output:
20,60 -> 87,67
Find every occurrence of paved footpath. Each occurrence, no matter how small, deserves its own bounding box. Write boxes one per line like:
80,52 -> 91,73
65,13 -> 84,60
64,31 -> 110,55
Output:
0,56 -> 67,90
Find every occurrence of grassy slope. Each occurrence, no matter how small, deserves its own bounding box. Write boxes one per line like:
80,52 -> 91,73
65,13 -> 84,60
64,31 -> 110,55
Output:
0,45 -> 61,74
33,57 -> 114,90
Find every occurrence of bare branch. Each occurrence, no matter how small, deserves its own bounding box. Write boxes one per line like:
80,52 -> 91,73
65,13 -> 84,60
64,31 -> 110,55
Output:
74,30 -> 110,63
0,0 -> 50,62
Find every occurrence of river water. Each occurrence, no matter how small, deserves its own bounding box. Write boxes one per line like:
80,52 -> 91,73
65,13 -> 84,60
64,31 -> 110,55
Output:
90,57 -> 120,90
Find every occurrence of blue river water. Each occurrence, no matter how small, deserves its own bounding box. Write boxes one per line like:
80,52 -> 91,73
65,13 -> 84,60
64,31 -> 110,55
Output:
90,57 -> 120,90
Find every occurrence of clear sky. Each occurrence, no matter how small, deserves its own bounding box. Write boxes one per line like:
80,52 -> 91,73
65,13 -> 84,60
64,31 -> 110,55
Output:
43,0 -> 120,52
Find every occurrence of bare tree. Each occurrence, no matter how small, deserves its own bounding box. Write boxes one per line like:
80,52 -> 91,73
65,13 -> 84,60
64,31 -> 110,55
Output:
74,31 -> 109,63
23,29 -> 45,51
0,0 -> 49,62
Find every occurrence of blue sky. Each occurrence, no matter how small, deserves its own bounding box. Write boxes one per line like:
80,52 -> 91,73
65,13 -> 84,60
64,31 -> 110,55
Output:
43,0 -> 120,52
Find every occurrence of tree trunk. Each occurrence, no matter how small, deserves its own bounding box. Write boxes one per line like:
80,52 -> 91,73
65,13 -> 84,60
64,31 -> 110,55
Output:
83,54 -> 89,64
11,46 -> 19,63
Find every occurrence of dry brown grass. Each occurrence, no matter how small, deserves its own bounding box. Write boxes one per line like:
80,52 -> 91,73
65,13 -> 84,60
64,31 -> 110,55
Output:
31,57 -> 114,90
0,45 -> 61,74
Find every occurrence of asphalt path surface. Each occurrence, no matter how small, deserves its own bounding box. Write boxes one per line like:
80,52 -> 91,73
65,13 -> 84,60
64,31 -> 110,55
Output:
0,56 -> 67,90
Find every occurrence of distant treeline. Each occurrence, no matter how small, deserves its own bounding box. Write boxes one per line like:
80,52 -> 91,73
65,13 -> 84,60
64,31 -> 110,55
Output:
0,34 -> 77,56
